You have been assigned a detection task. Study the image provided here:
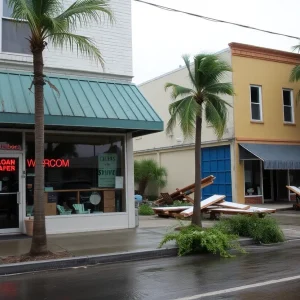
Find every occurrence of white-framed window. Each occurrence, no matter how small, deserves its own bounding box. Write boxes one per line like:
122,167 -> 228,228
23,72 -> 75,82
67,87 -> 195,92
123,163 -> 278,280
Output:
250,85 -> 263,121
2,0 -> 31,54
282,89 -> 294,123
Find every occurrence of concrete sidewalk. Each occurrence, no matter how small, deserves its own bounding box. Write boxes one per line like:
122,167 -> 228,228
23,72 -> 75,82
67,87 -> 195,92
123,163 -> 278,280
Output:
0,212 -> 298,260
0,217 -> 213,258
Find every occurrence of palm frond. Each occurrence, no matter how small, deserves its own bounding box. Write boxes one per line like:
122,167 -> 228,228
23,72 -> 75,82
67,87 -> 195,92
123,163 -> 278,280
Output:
31,0 -> 62,17
165,83 -> 193,100
196,54 -> 232,88
167,96 -> 201,138
204,94 -> 229,139
205,82 -> 235,96
292,43 -> 300,53
182,54 -> 195,87
290,65 -> 300,82
8,0 -> 39,37
55,0 -> 113,30
47,32 -> 104,67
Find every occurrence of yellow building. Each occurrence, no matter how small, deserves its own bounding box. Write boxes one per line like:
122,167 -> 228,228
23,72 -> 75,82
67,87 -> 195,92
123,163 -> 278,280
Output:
231,43 -> 300,204
134,43 -> 300,204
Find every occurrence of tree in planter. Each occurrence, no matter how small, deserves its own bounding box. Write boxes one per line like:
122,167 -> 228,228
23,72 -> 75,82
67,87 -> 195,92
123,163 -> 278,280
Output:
134,160 -> 167,197
165,54 -> 234,227
8,0 -> 113,255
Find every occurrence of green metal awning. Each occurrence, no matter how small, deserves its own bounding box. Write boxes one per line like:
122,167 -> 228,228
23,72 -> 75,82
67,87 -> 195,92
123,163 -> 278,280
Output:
0,70 -> 163,137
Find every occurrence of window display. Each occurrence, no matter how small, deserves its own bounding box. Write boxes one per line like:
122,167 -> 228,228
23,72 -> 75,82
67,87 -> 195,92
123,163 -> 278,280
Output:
25,133 -> 125,216
244,160 -> 262,196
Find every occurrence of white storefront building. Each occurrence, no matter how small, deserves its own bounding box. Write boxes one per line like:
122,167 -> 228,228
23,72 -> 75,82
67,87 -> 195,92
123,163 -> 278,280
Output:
0,0 -> 162,235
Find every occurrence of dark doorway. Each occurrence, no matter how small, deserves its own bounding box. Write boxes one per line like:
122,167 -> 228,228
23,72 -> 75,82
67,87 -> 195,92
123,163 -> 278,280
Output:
0,157 -> 19,229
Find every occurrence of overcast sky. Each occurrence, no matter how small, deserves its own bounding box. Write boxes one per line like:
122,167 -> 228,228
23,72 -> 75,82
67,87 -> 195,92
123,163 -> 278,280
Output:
132,0 -> 299,84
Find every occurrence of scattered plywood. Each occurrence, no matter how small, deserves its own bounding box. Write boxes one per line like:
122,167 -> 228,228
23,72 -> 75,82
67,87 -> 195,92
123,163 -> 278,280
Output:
152,206 -> 191,212
180,195 -> 225,217
154,175 -> 216,206
286,185 -> 300,195
208,207 -> 276,215
215,202 -> 250,210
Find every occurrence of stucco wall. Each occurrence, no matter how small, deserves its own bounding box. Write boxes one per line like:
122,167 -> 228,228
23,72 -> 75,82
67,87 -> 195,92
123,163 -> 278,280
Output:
232,55 -> 300,142
134,147 -> 195,197
133,49 -> 234,152
232,51 -> 300,204
0,0 -> 132,81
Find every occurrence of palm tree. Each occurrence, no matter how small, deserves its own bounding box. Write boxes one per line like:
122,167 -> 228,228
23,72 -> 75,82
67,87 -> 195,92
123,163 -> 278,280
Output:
165,54 -> 234,227
8,0 -> 113,255
134,160 -> 167,197
290,44 -> 300,100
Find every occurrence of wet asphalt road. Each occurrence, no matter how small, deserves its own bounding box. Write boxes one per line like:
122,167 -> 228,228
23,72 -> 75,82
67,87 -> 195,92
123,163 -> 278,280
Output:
1,241 -> 300,300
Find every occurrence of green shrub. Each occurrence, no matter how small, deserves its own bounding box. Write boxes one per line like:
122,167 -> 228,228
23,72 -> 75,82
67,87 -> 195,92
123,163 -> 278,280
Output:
138,204 -> 154,215
216,214 -> 284,244
172,200 -> 192,207
147,195 -> 159,202
159,225 -> 244,258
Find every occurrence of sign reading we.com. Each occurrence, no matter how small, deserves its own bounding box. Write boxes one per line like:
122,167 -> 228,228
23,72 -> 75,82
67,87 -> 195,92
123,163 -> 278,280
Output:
27,159 -> 70,168
98,153 -> 117,188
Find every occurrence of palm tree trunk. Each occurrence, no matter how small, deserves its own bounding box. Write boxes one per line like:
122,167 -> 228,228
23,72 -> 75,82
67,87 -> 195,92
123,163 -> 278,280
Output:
139,180 -> 148,197
30,48 -> 47,255
192,115 -> 202,227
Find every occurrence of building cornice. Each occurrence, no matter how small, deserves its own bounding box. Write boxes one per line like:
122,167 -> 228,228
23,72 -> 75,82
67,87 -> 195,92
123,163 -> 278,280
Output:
229,42 -> 300,65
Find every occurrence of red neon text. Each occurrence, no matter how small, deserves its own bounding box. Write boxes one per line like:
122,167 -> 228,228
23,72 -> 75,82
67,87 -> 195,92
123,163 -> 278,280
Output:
27,159 -> 70,168
0,159 -> 16,172
0,144 -> 21,151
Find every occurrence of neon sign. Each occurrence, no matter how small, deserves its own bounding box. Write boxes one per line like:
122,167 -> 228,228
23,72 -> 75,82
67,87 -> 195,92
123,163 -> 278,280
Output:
0,159 -> 16,172
0,144 -> 21,150
27,159 -> 70,168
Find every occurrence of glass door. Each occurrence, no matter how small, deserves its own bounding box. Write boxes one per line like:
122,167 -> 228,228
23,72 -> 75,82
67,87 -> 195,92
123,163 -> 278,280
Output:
0,155 -> 21,233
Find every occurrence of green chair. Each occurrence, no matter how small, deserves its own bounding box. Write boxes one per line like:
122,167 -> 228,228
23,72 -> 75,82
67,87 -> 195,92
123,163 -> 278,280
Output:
73,204 -> 90,214
57,205 -> 72,215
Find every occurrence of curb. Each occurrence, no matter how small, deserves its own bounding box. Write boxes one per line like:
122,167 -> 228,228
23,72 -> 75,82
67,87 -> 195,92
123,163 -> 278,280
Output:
0,247 -> 178,276
0,238 -> 256,276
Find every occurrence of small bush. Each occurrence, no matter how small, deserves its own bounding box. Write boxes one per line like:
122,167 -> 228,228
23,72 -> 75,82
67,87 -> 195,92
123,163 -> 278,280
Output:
147,195 -> 159,202
138,204 -> 154,215
159,225 -> 244,258
172,200 -> 193,207
216,214 -> 284,244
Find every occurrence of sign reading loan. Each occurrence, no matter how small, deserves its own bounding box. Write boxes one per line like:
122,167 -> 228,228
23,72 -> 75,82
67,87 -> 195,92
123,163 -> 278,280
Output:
98,153 -> 117,187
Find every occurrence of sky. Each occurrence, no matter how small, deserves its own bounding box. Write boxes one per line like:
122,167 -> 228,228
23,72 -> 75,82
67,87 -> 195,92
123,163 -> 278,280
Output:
131,0 -> 300,84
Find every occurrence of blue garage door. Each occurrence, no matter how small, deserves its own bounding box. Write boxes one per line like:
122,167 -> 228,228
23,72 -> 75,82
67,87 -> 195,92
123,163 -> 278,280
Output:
202,145 -> 232,202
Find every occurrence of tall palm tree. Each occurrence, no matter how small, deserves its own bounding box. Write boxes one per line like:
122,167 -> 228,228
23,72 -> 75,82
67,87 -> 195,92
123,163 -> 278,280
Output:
165,54 -> 234,227
8,0 -> 113,255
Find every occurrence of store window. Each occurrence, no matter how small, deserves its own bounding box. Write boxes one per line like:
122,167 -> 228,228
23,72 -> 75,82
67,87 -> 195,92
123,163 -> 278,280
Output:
2,0 -> 31,54
0,132 -> 22,150
25,133 -> 125,216
289,170 -> 300,187
244,160 -> 262,195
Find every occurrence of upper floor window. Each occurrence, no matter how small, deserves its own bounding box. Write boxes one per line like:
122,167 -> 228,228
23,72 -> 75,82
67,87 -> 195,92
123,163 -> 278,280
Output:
2,0 -> 31,54
283,89 -> 294,123
250,85 -> 263,121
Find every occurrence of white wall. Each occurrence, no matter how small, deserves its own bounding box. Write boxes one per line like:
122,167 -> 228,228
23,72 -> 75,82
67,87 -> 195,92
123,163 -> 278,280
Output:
43,213 -> 129,234
133,49 -> 234,152
0,0 -> 132,80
